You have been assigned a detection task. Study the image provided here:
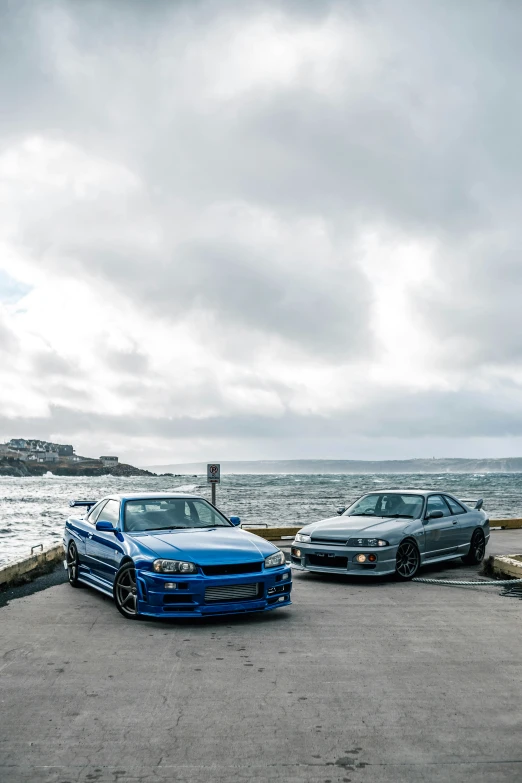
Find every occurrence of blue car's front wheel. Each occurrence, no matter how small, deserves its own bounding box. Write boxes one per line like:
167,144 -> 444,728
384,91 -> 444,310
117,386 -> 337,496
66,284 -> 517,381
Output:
114,563 -> 140,620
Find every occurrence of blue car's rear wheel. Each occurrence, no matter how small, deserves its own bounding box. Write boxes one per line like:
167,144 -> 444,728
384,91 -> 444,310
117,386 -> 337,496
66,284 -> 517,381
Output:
394,540 -> 420,580
66,541 -> 82,588
114,563 -> 140,619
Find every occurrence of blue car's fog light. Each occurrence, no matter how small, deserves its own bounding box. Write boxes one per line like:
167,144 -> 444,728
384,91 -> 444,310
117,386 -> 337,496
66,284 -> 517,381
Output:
282,573 -> 290,581
165,582 -> 177,589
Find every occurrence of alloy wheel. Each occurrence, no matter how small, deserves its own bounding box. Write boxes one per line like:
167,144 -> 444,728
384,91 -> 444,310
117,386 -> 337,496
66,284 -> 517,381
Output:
472,531 -> 486,562
395,541 -> 420,579
67,542 -> 80,586
115,566 -> 138,617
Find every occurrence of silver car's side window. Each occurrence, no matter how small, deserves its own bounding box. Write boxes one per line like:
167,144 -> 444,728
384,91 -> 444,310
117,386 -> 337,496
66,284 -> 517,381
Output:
444,496 -> 466,515
426,495 -> 451,518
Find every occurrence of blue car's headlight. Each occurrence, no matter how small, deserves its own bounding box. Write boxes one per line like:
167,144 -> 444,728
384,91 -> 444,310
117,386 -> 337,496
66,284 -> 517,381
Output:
294,533 -> 311,543
264,550 -> 286,568
347,538 -> 389,547
153,559 -> 197,574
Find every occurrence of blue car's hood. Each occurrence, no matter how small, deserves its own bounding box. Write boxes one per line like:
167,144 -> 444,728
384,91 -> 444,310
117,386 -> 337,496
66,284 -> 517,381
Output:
132,527 -> 276,565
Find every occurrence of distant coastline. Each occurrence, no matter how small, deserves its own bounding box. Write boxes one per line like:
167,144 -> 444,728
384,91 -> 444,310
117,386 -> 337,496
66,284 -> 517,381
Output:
0,457 -> 162,478
144,457 -> 522,475
0,437 -> 172,478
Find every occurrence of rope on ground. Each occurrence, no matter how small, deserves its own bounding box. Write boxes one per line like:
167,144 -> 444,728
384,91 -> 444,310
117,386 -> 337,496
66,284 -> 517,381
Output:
412,577 -> 522,586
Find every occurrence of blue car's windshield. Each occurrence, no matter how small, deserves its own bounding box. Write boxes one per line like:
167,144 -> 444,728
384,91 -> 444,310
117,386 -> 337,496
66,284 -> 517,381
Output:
124,498 -> 231,533
346,493 -> 424,519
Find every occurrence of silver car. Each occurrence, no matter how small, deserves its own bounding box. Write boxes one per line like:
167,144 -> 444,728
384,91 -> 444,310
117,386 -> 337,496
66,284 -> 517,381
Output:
291,490 -> 489,580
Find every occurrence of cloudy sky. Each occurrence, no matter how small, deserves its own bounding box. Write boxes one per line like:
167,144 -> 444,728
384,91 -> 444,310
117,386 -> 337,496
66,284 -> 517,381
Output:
1,0 -> 522,466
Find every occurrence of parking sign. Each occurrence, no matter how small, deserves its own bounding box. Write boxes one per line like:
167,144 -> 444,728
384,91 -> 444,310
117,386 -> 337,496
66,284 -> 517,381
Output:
207,463 -> 220,483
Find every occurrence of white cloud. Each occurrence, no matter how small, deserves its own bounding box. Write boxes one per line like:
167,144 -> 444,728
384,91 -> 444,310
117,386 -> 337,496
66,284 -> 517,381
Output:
0,0 -> 521,463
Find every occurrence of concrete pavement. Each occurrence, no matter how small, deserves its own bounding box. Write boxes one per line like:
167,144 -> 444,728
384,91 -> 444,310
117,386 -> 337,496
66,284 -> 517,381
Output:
1,530 -> 521,783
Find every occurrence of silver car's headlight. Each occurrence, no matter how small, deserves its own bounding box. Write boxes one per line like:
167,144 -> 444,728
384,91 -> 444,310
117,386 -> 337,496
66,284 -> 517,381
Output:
153,559 -> 197,574
265,550 -> 286,568
294,533 -> 311,543
347,538 -> 389,547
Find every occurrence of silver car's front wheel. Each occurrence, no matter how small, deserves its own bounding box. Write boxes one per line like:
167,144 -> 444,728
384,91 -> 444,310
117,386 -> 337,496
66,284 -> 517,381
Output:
395,540 -> 420,580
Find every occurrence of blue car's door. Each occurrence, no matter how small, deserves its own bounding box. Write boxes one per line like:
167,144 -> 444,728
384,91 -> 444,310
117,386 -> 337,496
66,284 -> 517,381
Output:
423,495 -> 459,559
67,500 -> 107,570
85,499 -> 124,584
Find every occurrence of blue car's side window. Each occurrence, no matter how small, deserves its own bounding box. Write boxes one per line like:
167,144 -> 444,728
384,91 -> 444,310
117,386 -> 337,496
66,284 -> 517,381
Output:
87,501 -> 107,525
99,500 -> 121,526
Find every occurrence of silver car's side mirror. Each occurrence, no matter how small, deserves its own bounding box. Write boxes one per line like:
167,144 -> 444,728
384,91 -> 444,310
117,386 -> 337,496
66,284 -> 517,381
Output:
336,506 -> 346,516
475,499 -> 483,510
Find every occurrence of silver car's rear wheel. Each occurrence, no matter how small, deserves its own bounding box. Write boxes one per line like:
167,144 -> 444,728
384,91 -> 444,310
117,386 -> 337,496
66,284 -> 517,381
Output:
462,529 -> 486,565
114,563 -> 140,619
395,540 -> 420,580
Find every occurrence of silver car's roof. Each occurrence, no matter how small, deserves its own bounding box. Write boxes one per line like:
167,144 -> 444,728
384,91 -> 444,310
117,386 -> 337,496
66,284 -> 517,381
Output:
360,489 -> 454,495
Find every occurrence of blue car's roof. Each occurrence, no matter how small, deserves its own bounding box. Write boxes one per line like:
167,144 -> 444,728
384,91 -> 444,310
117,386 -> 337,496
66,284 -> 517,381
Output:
107,492 -> 202,502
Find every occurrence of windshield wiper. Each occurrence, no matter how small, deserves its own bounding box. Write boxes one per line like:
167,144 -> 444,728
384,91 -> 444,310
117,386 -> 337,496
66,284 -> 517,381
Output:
144,526 -> 186,531
386,514 -> 414,519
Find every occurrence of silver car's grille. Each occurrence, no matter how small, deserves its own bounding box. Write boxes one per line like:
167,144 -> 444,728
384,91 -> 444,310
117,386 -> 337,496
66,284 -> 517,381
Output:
311,537 -> 346,546
204,583 -> 260,603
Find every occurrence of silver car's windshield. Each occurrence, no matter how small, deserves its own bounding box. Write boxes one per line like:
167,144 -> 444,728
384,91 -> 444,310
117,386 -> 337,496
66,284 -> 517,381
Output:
346,493 -> 424,519
124,498 -> 231,532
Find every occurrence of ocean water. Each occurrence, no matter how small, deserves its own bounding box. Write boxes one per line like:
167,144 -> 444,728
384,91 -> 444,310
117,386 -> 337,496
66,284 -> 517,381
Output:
0,472 -> 521,567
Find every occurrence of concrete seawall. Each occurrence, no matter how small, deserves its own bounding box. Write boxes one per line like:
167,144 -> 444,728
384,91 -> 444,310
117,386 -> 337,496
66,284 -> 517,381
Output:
0,543 -> 64,588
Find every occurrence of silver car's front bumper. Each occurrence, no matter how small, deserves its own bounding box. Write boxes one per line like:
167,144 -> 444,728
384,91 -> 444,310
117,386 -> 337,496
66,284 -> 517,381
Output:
290,542 -> 398,577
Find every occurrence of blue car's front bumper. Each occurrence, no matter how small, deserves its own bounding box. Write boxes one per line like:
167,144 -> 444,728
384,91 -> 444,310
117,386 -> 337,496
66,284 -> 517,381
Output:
136,565 -> 292,617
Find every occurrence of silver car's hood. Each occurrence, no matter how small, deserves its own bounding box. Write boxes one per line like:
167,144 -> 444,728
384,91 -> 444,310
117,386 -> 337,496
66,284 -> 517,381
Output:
301,515 -> 412,539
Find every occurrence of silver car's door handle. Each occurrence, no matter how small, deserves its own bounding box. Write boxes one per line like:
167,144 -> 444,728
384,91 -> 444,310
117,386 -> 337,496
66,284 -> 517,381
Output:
452,521 -> 458,525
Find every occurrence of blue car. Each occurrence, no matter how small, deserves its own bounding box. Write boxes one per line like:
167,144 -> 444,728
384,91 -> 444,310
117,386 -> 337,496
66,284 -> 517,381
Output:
64,492 -> 292,619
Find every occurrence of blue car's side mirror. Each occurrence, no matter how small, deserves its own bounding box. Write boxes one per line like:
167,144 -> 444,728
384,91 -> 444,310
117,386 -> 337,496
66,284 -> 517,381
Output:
96,520 -> 119,533
229,516 -> 241,527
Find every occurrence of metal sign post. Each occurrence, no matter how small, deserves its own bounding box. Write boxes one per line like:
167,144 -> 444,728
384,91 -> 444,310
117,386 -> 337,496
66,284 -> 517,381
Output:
207,463 -> 220,506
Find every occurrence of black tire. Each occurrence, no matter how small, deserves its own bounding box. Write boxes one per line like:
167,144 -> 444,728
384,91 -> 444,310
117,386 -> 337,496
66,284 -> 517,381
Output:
114,563 -> 141,620
66,541 -> 82,588
461,529 -> 486,565
394,539 -> 420,581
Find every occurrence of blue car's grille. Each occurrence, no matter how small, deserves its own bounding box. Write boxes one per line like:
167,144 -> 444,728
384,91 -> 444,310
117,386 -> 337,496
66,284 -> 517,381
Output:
204,583 -> 260,602
201,562 -> 262,576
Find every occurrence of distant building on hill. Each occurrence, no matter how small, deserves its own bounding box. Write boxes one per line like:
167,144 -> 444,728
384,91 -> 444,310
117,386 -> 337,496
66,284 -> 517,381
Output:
6,438 -> 75,460
8,439 -> 28,451
100,456 -> 119,467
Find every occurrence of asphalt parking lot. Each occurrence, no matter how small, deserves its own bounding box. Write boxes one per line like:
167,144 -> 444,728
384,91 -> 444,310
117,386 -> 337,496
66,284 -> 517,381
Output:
1,530 -> 521,783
